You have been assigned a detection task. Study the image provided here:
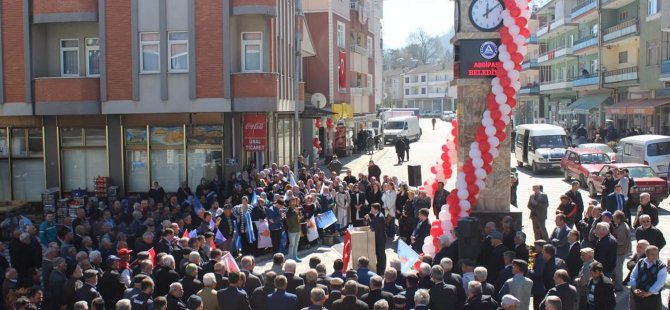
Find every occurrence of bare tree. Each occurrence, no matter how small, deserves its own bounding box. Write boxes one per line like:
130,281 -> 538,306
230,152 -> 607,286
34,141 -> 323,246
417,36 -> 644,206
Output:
406,28 -> 444,65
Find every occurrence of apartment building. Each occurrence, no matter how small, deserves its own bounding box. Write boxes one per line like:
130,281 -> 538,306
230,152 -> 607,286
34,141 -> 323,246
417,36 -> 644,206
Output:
534,0 -> 670,133
0,0 -> 316,201
515,11 -> 542,125
401,63 -> 455,113
382,67 -> 405,108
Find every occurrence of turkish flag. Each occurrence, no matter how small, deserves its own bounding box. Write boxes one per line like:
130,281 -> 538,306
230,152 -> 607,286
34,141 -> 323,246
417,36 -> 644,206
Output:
342,230 -> 352,272
338,51 -> 347,90
148,247 -> 156,265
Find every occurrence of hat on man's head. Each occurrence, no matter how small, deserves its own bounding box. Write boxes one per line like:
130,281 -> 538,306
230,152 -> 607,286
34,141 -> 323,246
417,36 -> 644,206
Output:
117,248 -> 132,257
345,269 -> 358,279
602,211 -> 613,219
106,255 -> 120,264
204,232 -> 215,238
187,295 -> 203,310
501,295 -> 520,307
488,230 -> 503,240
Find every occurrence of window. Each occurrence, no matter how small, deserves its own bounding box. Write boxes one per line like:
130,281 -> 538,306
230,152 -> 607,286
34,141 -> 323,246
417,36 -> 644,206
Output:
648,0 -> 659,16
421,75 -> 426,82
619,11 -> 628,21
647,41 -> 660,66
140,32 -> 160,73
60,128 -> 108,191
241,32 -> 262,72
405,77 -> 409,83
367,74 -> 373,92
85,38 -> 100,77
168,31 -> 189,72
619,51 -> 628,64
337,22 -> 345,48
150,127 -> 185,192
367,36 -> 373,57
60,39 -> 79,76
1,128 -> 44,201
405,88 -> 409,95
421,88 -> 426,94
187,125 -> 223,190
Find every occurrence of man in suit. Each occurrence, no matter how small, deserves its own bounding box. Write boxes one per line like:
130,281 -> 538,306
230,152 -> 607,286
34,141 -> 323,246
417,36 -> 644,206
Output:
585,262 -> 616,310
439,258 -> 465,305
635,214 -> 666,250
167,283 -> 188,310
565,230 -> 582,279
494,251 -> 516,296
331,280 -> 369,310
432,182 -> 450,217
240,256 -> 263,296
382,269 -> 403,295
267,275 -> 299,310
361,275 -> 394,309
565,181 -> 585,225
155,228 -> 174,255
549,214 -> 570,260
296,269 -> 329,309
304,287 -> 329,310
251,271 -> 276,310
181,263 -> 204,302
153,255 -> 181,297
486,231 -> 509,284
633,193 -> 659,228
528,185 -> 549,241
411,209 -> 431,253
498,259 -> 533,310
367,203 -> 387,274
605,184 -> 626,214
575,248 -> 595,310
217,271 -> 252,310
74,269 -> 101,307
513,231 -> 530,262
540,269 -> 578,310
594,222 -> 618,277
283,260 -> 305,294
325,278 -> 344,309
428,265 -> 460,310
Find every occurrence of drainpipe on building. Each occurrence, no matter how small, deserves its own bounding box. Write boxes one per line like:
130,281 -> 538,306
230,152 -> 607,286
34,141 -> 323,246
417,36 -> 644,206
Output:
294,0 -> 303,175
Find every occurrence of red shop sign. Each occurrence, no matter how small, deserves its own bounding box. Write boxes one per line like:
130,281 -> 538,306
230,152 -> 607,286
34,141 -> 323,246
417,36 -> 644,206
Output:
243,114 -> 267,152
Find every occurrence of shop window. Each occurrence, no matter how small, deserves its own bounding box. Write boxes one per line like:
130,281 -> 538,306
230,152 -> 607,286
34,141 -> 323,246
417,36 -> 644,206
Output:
125,128 -> 148,193
60,39 -> 79,76
140,32 -> 160,73
187,125 -> 223,191
150,127 -> 185,193
2,128 -> 44,201
241,32 -> 263,72
86,38 -> 100,77
60,128 -> 108,192
168,31 -> 189,72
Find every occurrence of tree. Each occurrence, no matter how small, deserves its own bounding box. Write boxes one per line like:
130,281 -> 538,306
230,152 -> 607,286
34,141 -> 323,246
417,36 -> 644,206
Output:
406,28 -> 444,65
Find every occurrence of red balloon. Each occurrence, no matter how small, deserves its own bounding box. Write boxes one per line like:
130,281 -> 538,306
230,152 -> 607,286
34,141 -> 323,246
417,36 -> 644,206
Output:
431,166 -> 438,174
507,44 -> 518,55
510,7 -> 521,17
508,99 -> 517,108
467,184 -> 478,194
482,152 -> 493,163
468,196 -> 477,208
496,68 -> 507,78
499,27 -> 509,38
414,259 -> 422,270
520,28 -> 531,38
465,173 -> 476,184
483,164 -> 493,174
475,133 -> 487,143
500,76 -> 511,87
432,220 -> 442,228
516,17 -> 528,28
496,131 -> 507,142
502,35 -> 512,45
451,119 -> 458,127
504,0 -> 516,8
504,87 -> 516,99
442,144 -> 448,152
491,109 -> 502,121
480,141 -> 491,153
515,63 -> 522,71
441,153 -> 449,161
512,53 -> 524,64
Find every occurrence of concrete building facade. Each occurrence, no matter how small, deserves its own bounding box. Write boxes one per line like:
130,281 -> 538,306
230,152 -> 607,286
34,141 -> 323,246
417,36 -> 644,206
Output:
382,63 -> 456,113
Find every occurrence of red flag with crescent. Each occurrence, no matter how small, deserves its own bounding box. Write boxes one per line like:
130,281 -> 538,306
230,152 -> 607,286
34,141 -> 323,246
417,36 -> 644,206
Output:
342,230 -> 352,272
338,51 -> 347,89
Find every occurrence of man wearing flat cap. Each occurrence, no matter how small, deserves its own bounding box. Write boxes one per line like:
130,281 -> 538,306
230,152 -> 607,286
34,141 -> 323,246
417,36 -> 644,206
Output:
486,231 -> 509,284
74,269 -> 101,307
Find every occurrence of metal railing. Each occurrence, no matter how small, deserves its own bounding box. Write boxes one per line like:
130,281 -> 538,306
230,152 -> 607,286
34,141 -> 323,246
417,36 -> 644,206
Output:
571,0 -> 597,14
603,18 -> 638,36
603,66 -> 638,78
350,44 -> 368,55
662,60 -> 670,75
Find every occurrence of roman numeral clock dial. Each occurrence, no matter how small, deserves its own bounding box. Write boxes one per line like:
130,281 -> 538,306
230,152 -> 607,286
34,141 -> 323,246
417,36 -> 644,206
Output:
469,0 -> 504,32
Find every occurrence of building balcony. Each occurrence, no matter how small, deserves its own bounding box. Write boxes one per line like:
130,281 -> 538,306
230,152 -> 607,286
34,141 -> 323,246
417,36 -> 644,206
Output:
231,72 -> 278,98
540,79 -> 573,92
661,60 -> 670,81
32,0 -> 98,23
538,17 -> 576,38
603,19 -> 638,42
571,73 -> 600,88
603,66 -> 638,84
350,87 -> 371,96
33,77 -> 100,114
350,0 -> 360,11
527,34 -> 538,44
519,85 -> 540,96
572,36 -> 598,53
601,0 -> 636,9
522,60 -> 539,70
538,46 -> 573,64
350,44 -> 368,56
571,0 -> 597,21
231,0 -> 277,15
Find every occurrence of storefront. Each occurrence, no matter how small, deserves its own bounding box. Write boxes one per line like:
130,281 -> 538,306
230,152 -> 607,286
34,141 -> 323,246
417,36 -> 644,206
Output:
562,94 -> 612,128
0,118 -> 45,201
605,98 -> 670,135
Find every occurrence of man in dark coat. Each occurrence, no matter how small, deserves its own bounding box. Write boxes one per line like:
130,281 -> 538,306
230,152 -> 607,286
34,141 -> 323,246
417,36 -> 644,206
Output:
634,214 -> 666,250
540,269 -> 578,310
155,228 -> 174,255
331,280 -> 369,310
494,251 -> 515,296
283,260 -> 305,294
513,231 -> 530,262
565,230 -> 582,279
266,275 -> 299,310
428,265 -> 460,310
367,161 -> 382,182
486,231 -> 509,284
394,137 -> 406,164
633,194 -> 659,228
403,136 -> 411,161
361,276 -> 394,309
593,222 -> 618,277
240,256 -> 263,296
180,263 -> 204,302
566,181 -> 585,224
295,270 -> 329,309
98,256 -> 125,310
74,270 -> 101,308
217,271 -> 251,310
45,257 -> 68,310
153,255 -> 181,297
251,272 -> 276,310
367,203 -> 387,274
463,281 -> 499,310
585,262 -> 616,310
166,283 -> 188,310
432,182 -> 450,217
411,209 -> 431,253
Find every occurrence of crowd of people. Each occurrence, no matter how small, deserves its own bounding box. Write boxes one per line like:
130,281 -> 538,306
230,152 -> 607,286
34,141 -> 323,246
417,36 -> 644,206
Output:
0,158 -> 668,310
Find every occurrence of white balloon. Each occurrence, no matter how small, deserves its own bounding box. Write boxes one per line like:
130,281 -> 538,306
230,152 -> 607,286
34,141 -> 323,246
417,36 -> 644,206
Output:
439,210 -> 449,221
515,35 -> 526,45
500,104 -> 511,114
460,210 -> 469,218
460,200 -> 471,210
475,168 -> 487,179
508,70 -> 520,80
517,45 -> 527,56
511,81 -> 521,91
482,117 -> 493,128
516,0 -> 527,7
509,25 -> 520,36
455,177 -> 466,190
501,9 -> 510,19
457,190 -> 469,200
496,93 -> 507,104
469,148 -> 481,159
503,61 -> 514,71
491,77 -> 500,86
472,157 -> 484,168
488,137 -> 500,148
490,147 -> 500,158
461,203 -> 471,211
422,243 -> 435,255
441,205 -> 449,212
485,126 -> 497,137
502,115 -> 511,125
424,235 -> 433,244
503,16 -> 515,27
521,8 -> 532,19
492,84 -> 503,95
476,179 -> 486,189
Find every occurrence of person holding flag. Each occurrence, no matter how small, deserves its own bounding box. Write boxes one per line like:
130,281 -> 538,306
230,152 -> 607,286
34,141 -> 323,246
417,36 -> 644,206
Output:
233,196 -> 255,255
216,204 -> 236,254
267,199 -> 285,254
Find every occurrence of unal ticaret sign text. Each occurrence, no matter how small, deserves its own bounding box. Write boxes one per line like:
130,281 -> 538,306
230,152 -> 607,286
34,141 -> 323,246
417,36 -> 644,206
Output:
243,114 -> 267,152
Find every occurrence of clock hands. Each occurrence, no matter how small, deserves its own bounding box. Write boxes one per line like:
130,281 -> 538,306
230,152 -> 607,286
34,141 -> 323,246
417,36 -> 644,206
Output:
484,1 -> 501,19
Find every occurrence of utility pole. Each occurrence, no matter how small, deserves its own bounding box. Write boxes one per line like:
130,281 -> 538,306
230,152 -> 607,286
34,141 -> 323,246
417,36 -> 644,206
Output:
294,0 -> 303,175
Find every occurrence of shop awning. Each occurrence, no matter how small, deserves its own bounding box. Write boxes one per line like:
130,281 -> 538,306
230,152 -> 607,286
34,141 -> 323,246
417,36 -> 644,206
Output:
566,94 -> 612,114
605,98 -> 670,116
331,103 -> 353,120
300,105 -> 336,119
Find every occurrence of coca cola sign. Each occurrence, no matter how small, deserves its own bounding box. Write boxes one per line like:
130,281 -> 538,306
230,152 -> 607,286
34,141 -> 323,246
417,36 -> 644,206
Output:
243,114 -> 267,152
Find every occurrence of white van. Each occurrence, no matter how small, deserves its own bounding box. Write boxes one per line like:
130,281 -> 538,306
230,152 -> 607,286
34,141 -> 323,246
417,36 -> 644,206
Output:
384,116 -> 422,144
514,124 -> 569,173
616,135 -> 670,178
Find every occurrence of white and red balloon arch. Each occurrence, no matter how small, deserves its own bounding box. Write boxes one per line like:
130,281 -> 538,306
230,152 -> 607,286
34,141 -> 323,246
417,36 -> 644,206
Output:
420,0 -> 531,256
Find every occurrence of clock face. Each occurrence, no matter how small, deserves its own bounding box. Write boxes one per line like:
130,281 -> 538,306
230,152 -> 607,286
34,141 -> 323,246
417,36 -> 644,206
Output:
455,0 -> 461,32
469,0 -> 504,32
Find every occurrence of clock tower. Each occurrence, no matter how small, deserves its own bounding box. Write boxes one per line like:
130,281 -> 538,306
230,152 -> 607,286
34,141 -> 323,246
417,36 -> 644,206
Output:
451,0 -> 520,224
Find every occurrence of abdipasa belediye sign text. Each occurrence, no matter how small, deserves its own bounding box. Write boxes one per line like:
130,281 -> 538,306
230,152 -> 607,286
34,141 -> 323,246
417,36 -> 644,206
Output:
459,39 -> 501,78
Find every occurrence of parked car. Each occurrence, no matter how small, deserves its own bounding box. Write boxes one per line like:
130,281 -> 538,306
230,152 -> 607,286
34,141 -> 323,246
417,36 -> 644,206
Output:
587,163 -> 667,205
616,135 -> 670,178
560,148 -> 611,188
577,143 -> 617,162
442,111 -> 456,121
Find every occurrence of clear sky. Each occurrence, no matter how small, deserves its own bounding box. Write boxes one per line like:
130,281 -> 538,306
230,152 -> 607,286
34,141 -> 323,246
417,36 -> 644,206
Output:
382,0 -> 455,49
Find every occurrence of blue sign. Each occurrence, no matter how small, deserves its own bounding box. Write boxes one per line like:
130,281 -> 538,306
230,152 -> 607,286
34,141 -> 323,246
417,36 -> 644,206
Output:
479,41 -> 498,60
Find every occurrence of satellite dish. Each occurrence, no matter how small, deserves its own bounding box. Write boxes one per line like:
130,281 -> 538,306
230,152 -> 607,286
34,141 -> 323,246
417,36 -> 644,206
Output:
311,93 -> 327,109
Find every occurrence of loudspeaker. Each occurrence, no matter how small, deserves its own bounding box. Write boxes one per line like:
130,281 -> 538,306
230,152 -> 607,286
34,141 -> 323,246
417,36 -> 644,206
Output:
407,165 -> 422,187
457,217 -> 483,262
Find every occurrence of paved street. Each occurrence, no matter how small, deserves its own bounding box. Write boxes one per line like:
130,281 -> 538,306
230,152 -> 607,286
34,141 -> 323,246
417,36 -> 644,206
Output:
255,118 -> 670,309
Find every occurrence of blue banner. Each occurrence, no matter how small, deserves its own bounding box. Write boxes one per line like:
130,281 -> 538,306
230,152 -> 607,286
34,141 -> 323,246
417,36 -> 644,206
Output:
315,210 -> 338,229
397,239 -> 420,274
